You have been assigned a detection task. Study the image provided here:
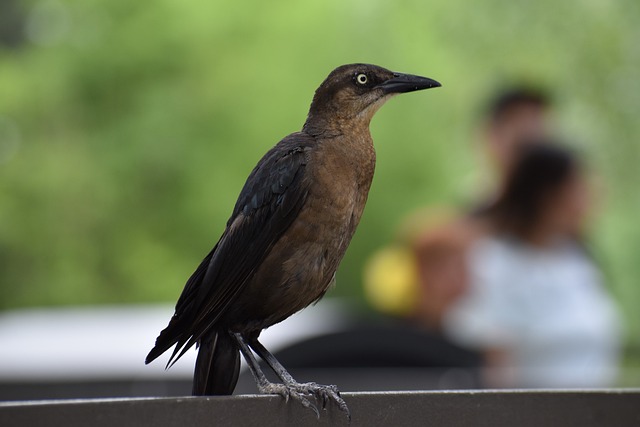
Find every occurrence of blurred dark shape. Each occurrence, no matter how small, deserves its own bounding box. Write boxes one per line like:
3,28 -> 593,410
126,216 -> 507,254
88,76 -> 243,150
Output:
0,0 -> 26,48
274,321 -> 480,370
238,319 -> 483,393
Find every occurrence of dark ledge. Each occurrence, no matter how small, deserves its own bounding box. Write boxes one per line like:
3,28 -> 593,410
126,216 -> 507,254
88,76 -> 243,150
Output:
2,389 -> 639,427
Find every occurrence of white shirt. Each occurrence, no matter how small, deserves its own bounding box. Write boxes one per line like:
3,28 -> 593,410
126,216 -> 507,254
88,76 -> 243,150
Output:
444,236 -> 622,388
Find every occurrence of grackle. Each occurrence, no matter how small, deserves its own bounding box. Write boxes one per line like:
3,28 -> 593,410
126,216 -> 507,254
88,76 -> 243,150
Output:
146,63 -> 440,417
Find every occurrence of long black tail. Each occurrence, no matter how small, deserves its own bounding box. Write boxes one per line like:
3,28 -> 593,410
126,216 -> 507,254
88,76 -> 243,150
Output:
193,330 -> 240,395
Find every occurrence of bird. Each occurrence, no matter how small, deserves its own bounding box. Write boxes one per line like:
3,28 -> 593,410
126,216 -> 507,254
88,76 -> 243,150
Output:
145,63 -> 440,417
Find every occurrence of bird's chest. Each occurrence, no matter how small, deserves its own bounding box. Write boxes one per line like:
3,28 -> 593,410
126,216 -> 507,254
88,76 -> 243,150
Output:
308,137 -> 376,241
239,137 -> 376,329
286,138 -> 376,282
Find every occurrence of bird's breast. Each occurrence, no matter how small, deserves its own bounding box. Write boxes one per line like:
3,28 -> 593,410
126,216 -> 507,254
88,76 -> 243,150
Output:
303,132 -> 376,259
235,134 -> 376,331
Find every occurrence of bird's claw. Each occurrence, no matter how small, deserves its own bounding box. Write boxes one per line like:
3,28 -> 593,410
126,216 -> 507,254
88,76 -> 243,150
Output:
258,380 -> 350,419
258,382 -> 321,418
291,382 -> 337,408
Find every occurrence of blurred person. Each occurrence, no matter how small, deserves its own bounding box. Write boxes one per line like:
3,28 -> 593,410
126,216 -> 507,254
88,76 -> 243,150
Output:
479,86 -> 552,181
411,219 -> 474,330
443,142 -> 622,388
363,208 -> 470,325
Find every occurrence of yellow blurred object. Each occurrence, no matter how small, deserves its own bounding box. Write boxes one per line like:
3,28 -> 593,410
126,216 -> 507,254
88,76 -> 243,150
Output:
395,206 -> 456,245
363,246 -> 418,317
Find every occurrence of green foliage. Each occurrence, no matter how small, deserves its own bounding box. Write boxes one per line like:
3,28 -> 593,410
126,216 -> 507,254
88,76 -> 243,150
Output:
0,0 -> 638,339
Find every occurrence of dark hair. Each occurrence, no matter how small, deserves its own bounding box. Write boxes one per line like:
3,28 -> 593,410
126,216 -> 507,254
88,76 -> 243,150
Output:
487,141 -> 579,238
486,87 -> 551,123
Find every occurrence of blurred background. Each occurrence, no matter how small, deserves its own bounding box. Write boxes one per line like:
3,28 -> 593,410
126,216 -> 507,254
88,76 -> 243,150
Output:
1,0 -> 639,399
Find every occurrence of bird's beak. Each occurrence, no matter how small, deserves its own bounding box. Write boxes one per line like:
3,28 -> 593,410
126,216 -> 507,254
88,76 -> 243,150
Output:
378,72 -> 441,94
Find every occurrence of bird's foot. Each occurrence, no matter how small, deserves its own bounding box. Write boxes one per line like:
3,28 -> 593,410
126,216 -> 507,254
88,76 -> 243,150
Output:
287,381 -> 350,418
258,380 -> 350,419
258,381 -> 321,418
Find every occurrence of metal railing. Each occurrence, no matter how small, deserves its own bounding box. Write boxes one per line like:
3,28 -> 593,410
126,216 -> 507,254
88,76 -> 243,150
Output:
2,389 -> 639,427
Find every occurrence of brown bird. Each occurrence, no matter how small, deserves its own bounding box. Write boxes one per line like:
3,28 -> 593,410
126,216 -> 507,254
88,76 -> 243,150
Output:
145,63 -> 440,416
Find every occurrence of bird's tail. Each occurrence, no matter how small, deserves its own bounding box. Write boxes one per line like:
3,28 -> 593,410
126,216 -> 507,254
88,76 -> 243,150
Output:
193,331 -> 241,395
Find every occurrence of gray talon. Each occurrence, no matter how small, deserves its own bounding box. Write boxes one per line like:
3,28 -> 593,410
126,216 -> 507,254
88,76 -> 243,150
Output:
258,380 -> 349,418
286,381 -> 349,418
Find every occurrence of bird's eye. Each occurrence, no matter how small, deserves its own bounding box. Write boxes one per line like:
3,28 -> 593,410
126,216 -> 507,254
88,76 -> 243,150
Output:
355,73 -> 368,85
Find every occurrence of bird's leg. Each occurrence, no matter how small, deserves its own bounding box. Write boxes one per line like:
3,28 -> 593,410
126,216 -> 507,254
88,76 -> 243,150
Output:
231,333 -> 320,417
248,337 -> 350,419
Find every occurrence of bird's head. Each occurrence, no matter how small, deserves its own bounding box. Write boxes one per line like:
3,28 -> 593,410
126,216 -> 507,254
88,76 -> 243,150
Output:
303,63 -> 440,134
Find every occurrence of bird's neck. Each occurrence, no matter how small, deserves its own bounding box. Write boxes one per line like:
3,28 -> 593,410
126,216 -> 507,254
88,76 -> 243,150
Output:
304,113 -> 377,191
302,111 -> 375,139
303,96 -> 390,138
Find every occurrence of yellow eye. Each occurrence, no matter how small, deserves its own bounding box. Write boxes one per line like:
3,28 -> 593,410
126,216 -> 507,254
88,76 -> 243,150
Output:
356,73 -> 368,85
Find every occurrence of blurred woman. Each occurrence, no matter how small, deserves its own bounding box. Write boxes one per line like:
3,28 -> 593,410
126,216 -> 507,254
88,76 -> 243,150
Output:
443,142 -> 622,388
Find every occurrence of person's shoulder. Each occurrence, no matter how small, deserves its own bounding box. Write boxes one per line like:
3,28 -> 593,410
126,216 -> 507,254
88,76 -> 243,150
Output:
470,234 -> 514,257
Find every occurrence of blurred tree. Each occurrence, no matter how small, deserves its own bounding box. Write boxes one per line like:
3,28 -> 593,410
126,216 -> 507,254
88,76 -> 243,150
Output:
0,0 -> 638,345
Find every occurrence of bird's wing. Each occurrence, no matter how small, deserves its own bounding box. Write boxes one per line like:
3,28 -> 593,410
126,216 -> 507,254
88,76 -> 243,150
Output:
146,133 -> 314,366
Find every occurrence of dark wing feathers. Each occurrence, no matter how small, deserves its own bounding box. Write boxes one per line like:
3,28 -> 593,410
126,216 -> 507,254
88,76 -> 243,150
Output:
146,133 -> 314,366
144,246 -> 216,364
